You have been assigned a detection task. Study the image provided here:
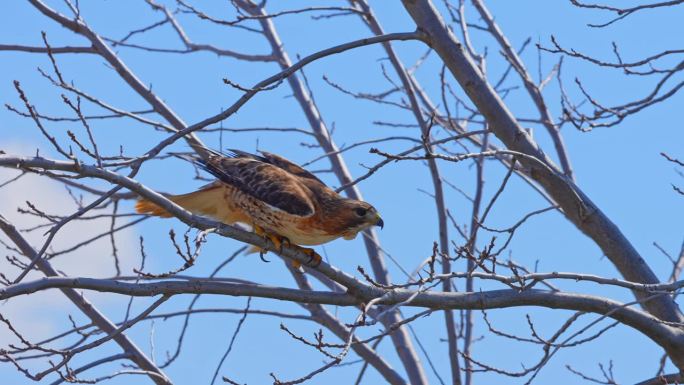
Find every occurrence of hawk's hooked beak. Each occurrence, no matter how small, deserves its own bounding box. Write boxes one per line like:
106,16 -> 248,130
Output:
374,214 -> 384,229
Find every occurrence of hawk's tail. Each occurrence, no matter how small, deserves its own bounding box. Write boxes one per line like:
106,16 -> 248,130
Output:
135,187 -> 223,219
135,194 -> 180,218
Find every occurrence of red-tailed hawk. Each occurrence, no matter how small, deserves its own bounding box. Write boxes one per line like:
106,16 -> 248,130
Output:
135,149 -> 383,266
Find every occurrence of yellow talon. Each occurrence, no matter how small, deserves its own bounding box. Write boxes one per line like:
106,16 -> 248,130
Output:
298,247 -> 322,267
254,225 -> 280,252
286,245 -> 321,268
266,233 -> 282,252
252,225 -> 320,267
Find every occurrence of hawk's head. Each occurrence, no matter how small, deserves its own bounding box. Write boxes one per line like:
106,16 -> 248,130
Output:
329,199 -> 383,240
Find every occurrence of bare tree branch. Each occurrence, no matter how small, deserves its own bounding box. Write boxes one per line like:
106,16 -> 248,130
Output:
400,0 -> 683,325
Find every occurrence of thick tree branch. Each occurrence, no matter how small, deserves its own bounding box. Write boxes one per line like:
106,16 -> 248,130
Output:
400,0 -> 683,324
2,276 -> 683,370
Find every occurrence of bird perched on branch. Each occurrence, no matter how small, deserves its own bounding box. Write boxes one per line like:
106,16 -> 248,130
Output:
135,149 -> 384,267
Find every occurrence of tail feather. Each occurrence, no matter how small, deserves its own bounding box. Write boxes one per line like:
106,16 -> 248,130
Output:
135,196 -> 175,218
135,186 -> 228,220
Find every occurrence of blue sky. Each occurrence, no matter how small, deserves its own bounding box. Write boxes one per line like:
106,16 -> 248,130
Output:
1,1 -> 683,384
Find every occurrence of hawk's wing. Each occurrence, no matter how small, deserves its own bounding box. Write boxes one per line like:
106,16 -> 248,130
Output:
228,149 -> 325,185
178,150 -> 316,217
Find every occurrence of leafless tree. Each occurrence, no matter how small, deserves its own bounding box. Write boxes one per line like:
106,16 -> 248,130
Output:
1,1 -> 683,384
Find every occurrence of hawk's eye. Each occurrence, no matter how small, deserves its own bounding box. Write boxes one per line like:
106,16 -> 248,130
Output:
354,208 -> 367,217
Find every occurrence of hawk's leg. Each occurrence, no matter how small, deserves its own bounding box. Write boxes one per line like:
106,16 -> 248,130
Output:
286,245 -> 322,268
253,225 -> 285,252
252,225 -> 321,268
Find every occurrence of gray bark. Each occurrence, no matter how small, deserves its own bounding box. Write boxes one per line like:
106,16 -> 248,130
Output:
400,0 -> 683,324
